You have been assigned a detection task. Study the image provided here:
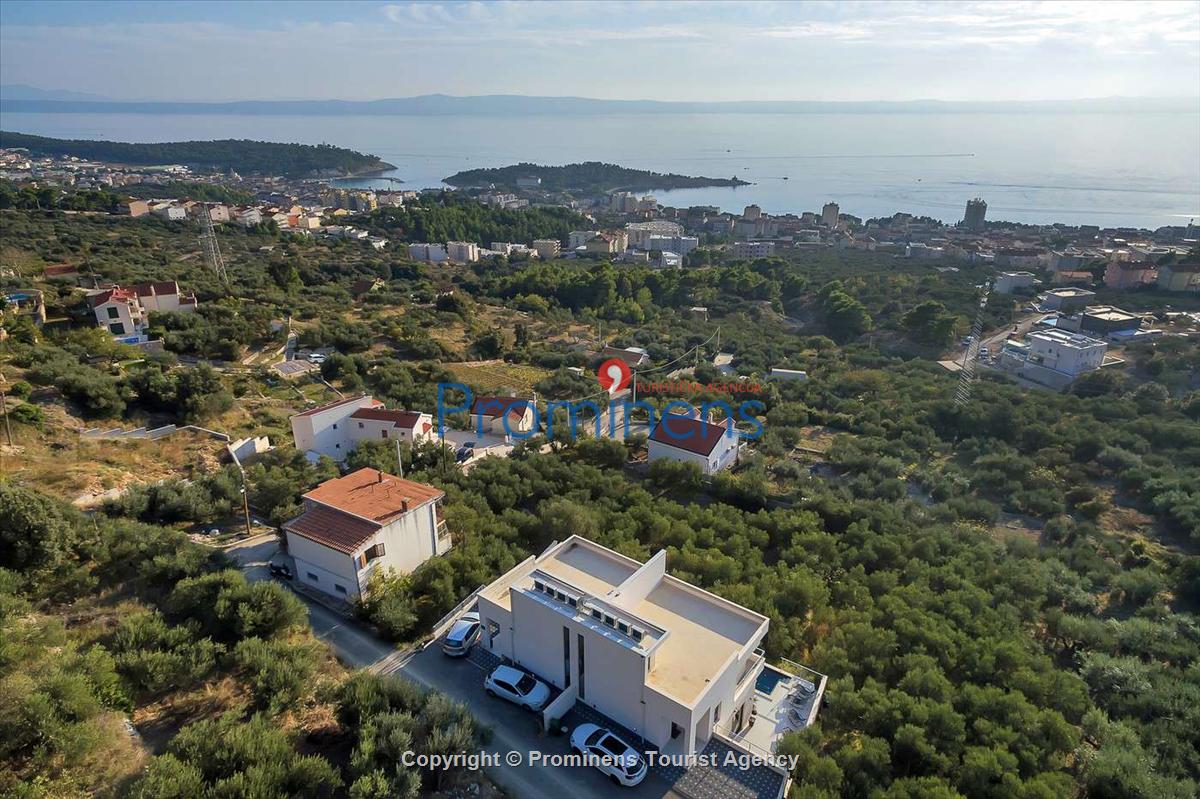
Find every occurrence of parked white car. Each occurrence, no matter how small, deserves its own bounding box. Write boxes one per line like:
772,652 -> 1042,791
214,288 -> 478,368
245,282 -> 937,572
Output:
570,723 -> 648,787
306,352 -> 327,364
441,612 -> 480,657
484,664 -> 551,711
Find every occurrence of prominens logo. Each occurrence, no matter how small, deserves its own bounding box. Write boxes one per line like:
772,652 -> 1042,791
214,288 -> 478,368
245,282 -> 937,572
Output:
596,358 -> 632,396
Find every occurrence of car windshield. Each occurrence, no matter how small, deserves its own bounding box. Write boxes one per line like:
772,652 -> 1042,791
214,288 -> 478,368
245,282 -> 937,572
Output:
515,674 -> 536,694
585,729 -> 605,748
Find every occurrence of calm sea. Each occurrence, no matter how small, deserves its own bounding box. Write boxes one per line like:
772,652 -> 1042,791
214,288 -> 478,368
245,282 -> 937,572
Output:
4,111 -> 1198,228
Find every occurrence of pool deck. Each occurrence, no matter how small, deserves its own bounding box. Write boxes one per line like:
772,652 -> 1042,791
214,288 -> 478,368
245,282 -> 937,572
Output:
719,661 -> 827,756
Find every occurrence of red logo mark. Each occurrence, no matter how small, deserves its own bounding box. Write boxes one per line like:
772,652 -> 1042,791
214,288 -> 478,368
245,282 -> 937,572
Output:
597,358 -> 632,395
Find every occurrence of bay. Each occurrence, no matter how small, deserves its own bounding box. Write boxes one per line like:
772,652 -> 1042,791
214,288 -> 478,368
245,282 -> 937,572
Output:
4,110 -> 1198,229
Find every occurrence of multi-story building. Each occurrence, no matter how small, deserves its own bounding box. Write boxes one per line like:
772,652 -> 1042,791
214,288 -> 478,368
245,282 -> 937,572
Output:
409,243 -> 449,263
568,230 -> 600,250
820,202 -> 839,228
120,199 -> 150,217
1157,263 -> 1200,292
742,204 -> 762,221
994,271 -> 1037,294
474,534 -> 782,758
1078,306 -> 1141,337
731,241 -> 775,259
290,395 -> 435,462
531,239 -> 561,260
283,468 -> 450,600
625,221 -> 683,249
646,235 -> 699,258
1104,261 -> 1157,289
963,198 -> 987,230
999,329 -> 1107,389
88,281 -> 197,341
446,241 -> 480,263
151,202 -> 187,221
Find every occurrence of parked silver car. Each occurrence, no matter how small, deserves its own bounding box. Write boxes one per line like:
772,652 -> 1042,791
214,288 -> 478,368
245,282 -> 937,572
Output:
484,664 -> 551,711
441,612 -> 480,657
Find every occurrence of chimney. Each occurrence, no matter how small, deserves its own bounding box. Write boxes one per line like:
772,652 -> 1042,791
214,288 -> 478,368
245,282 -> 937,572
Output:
401,499 -> 409,513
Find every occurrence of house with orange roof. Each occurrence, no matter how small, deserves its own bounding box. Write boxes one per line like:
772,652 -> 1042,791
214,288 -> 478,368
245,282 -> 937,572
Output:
87,280 -> 197,342
283,467 -> 451,599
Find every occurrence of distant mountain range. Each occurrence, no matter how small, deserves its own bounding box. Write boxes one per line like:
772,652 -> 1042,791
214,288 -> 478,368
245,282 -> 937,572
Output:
0,89 -> 1193,116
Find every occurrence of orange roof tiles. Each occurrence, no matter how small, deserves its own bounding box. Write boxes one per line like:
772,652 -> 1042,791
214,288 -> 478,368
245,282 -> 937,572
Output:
284,504 -> 379,554
303,467 -> 443,526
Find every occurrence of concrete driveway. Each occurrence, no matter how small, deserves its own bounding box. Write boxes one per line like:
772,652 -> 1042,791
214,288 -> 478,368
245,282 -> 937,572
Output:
395,645 -> 683,799
224,535 -> 683,799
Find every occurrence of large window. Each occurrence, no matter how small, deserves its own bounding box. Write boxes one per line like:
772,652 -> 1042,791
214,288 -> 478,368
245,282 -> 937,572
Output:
562,627 -> 571,689
106,306 -> 119,319
577,633 -> 586,700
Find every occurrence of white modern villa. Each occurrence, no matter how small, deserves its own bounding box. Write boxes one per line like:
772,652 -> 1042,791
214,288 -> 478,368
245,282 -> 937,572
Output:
474,535 -> 823,760
290,395 -> 435,462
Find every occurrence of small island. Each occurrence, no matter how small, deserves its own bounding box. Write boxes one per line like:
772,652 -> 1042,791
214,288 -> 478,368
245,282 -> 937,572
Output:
0,131 -> 395,178
443,161 -> 751,193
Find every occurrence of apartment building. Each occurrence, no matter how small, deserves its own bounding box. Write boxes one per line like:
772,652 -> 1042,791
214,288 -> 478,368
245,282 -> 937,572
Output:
1158,264 -> 1200,293
283,468 -> 450,600
994,271 -> 1037,294
1039,287 -> 1096,312
476,535 -> 770,757
290,395 -> 435,462
569,230 -> 601,250
731,241 -> 775,259
447,241 -> 481,263
531,239 -> 561,260
1104,261 -> 1157,290
409,243 -> 449,263
625,221 -> 683,249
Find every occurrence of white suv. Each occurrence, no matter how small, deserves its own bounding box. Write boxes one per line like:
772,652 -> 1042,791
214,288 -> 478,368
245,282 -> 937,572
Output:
570,723 -> 648,787
484,665 -> 551,711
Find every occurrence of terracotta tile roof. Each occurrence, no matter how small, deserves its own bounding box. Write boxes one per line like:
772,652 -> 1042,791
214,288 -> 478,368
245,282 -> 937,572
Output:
303,467 -> 443,526
43,264 -> 79,277
649,415 -> 730,457
88,287 -> 137,308
284,504 -> 379,554
130,281 -> 181,297
350,407 -> 424,428
471,396 -> 532,420
292,395 -> 379,418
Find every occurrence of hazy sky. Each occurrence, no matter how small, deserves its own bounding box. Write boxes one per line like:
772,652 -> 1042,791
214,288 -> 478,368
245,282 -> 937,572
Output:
2,0 -> 1198,102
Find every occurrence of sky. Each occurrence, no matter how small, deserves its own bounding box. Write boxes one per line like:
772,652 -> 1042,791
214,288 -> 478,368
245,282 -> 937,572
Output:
1,0 -> 1198,103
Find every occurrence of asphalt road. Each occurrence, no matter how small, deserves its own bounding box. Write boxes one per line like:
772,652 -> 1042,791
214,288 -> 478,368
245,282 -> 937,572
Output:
223,535 -> 682,799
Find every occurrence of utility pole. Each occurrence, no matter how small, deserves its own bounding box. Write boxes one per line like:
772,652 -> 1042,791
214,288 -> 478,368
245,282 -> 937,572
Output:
0,377 -> 11,447
236,465 -> 253,537
395,437 -> 404,478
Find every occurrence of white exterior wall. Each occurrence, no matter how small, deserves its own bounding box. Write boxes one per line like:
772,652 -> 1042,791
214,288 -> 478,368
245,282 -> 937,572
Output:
286,529 -> 360,597
94,300 -> 139,336
355,500 -> 445,576
1028,335 -> 1105,375
647,436 -> 739,475
473,405 -> 535,437
290,397 -> 377,460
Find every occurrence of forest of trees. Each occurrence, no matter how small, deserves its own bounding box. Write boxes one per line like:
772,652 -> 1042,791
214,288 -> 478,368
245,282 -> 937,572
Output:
444,160 -> 751,192
0,132 -> 394,176
362,193 -> 586,245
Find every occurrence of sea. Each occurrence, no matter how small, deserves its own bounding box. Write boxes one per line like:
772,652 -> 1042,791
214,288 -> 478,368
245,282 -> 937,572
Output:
4,110 -> 1198,229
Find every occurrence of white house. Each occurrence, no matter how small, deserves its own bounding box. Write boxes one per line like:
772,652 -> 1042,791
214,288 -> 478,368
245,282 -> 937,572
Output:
88,281 -> 197,341
283,468 -> 450,600
994,271 -> 1037,294
289,395 -> 435,462
475,535 -> 779,758
647,412 -> 740,475
470,395 -> 536,437
151,203 -> 187,221
998,329 -> 1107,390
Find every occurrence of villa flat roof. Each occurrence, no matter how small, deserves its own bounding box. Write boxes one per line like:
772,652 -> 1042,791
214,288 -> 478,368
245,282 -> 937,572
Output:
1030,329 -> 1106,349
481,535 -> 768,707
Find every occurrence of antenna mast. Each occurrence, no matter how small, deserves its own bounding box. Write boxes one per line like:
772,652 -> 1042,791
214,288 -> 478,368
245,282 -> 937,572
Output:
197,203 -> 229,284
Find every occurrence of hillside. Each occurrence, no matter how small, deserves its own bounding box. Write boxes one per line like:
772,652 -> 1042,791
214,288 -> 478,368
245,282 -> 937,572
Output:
0,131 -> 394,177
443,161 -> 751,192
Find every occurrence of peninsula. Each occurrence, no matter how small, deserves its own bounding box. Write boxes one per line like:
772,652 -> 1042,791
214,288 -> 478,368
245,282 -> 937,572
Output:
443,161 -> 751,193
0,131 -> 395,178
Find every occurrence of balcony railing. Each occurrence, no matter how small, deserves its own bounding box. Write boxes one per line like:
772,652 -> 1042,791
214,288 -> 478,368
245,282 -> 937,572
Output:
737,648 -> 766,689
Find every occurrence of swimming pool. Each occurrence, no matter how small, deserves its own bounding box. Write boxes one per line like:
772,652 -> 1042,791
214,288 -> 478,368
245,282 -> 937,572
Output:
755,664 -> 791,695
